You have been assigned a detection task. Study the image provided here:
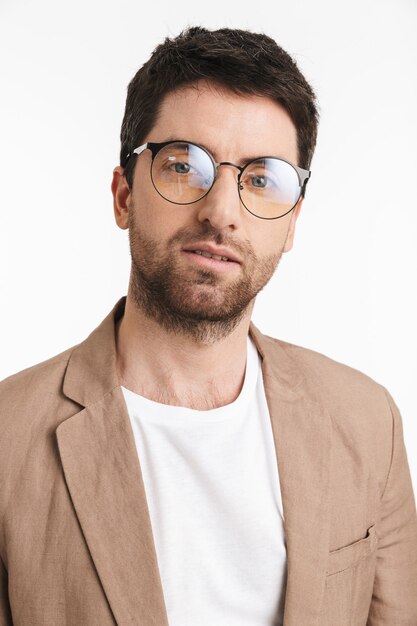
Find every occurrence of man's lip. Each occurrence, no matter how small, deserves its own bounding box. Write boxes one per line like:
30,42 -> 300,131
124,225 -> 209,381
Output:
182,244 -> 241,264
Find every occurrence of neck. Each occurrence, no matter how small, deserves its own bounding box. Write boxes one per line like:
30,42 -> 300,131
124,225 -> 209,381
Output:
115,294 -> 254,410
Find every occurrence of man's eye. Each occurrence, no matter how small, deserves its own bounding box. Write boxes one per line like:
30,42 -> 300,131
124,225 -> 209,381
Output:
251,175 -> 267,188
172,161 -> 191,174
250,175 -> 278,189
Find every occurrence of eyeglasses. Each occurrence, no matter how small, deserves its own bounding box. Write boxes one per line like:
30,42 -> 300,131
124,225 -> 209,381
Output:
125,140 -> 311,220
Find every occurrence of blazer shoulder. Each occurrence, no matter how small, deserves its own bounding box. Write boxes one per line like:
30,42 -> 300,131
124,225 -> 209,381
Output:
0,344 -> 81,434
258,332 -> 398,480
0,345 -> 76,395
271,332 -> 383,381
259,331 -> 390,409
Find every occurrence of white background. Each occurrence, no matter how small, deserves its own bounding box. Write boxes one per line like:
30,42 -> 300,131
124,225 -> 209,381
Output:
0,0 -> 416,494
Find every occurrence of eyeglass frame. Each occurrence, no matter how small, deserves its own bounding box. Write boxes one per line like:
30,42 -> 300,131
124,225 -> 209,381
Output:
124,139 -> 311,220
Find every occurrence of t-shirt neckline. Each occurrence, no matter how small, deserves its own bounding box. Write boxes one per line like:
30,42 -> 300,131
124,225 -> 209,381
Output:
120,334 -> 260,423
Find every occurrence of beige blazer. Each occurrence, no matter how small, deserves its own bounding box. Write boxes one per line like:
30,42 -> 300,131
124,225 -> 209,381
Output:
1,295 -> 416,625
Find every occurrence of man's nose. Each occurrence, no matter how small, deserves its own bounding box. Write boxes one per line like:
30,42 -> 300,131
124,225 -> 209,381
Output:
196,164 -> 243,231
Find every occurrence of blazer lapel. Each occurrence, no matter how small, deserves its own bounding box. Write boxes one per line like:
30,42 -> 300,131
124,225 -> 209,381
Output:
56,295 -> 331,626
250,323 -> 331,625
56,297 -> 169,625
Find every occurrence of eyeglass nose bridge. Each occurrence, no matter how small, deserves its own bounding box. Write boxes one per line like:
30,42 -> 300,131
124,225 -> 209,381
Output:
214,161 -> 244,173
213,161 -> 244,189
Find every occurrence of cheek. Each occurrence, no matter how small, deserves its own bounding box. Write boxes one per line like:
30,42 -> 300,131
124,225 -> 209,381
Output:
131,179 -> 166,228
136,198 -> 187,243
252,224 -> 289,258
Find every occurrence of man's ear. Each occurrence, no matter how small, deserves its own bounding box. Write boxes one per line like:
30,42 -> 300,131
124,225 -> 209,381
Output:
112,166 -> 131,230
283,197 -> 303,253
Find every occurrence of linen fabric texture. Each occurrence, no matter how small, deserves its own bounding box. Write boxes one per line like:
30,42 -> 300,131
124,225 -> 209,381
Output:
0,295 -> 416,625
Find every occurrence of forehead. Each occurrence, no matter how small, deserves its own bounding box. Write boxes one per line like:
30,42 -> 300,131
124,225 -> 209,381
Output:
147,81 -> 299,164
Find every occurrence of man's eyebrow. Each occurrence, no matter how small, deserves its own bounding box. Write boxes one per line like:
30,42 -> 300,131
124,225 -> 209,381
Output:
162,136 -> 276,165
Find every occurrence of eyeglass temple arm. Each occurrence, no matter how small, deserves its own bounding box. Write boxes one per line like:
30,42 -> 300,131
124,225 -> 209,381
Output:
125,143 -> 149,161
295,165 -> 311,197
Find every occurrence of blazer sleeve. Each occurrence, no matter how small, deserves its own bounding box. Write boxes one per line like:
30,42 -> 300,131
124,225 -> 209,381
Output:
367,388 -> 417,625
0,556 -> 12,626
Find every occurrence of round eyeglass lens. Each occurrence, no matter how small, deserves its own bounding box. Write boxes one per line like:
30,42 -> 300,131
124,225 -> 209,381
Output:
239,158 -> 301,219
151,142 -> 215,204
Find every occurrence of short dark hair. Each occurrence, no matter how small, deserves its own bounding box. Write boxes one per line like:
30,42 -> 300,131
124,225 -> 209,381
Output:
120,26 -> 319,190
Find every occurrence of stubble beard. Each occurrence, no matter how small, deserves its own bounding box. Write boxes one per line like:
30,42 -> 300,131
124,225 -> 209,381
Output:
127,209 -> 283,344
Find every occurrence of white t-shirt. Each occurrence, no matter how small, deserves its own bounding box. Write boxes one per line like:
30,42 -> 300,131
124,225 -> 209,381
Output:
121,335 -> 287,626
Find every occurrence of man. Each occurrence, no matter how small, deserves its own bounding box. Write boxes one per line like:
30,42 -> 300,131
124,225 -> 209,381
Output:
0,26 -> 416,626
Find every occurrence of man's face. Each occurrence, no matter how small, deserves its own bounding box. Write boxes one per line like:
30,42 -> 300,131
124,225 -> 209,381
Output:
113,81 -> 302,342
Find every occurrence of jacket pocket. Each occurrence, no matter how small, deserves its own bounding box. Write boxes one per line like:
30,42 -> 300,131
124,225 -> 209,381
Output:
322,525 -> 378,625
326,523 -> 378,576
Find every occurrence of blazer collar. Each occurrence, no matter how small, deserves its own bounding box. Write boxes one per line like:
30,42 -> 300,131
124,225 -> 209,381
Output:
58,295 -> 331,625
62,296 -> 126,407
